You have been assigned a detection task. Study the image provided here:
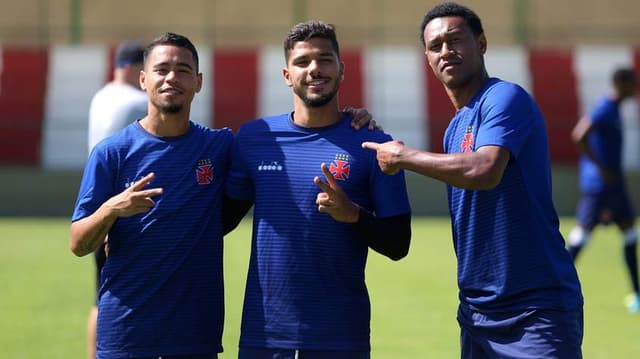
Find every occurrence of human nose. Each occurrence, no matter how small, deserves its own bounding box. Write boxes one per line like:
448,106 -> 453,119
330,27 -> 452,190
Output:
165,70 -> 178,83
308,60 -> 320,75
440,42 -> 453,56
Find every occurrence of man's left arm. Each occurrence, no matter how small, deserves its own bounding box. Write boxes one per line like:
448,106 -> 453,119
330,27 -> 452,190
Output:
353,209 -> 411,261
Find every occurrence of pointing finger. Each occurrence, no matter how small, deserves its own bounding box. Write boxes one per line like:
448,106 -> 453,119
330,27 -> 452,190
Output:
361,142 -> 380,151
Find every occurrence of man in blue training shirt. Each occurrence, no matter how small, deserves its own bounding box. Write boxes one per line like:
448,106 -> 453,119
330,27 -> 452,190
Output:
567,67 -> 639,313
363,2 -> 584,358
225,20 -> 412,359
70,32 -> 232,358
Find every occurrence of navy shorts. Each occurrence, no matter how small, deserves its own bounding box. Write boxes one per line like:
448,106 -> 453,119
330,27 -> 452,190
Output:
239,347 -> 370,359
576,186 -> 635,229
457,305 -> 583,358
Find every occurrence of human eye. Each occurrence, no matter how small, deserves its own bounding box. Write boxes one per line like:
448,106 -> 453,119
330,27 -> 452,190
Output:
293,58 -> 309,67
428,41 -> 442,52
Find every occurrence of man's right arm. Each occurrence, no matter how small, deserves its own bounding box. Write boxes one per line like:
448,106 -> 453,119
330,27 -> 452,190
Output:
70,207 -> 118,257
362,141 -> 510,191
70,172 -> 163,257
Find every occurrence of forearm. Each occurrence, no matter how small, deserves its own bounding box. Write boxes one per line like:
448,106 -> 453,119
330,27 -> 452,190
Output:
400,149 -> 501,190
354,210 -> 411,261
70,206 -> 117,257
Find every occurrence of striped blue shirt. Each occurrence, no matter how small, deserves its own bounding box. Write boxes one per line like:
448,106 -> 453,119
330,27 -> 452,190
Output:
227,113 -> 411,350
443,78 -> 582,312
73,121 -> 232,358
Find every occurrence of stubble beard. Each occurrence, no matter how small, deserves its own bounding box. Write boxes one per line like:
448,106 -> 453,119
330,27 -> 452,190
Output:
159,104 -> 183,114
295,82 -> 339,108
151,97 -> 184,114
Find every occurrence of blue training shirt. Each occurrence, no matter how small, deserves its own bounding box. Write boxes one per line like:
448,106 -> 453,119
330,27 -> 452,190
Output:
443,78 -> 583,312
579,96 -> 624,193
72,121 -> 232,358
227,112 -> 411,351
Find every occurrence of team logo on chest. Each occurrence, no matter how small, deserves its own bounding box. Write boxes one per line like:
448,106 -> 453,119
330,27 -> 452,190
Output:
329,153 -> 351,181
461,126 -> 475,153
196,159 -> 214,185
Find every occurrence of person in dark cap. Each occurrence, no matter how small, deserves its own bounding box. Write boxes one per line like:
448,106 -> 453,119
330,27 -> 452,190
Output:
85,39 -> 147,359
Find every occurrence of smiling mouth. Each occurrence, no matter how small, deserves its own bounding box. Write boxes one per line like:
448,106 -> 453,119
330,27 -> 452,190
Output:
306,79 -> 329,87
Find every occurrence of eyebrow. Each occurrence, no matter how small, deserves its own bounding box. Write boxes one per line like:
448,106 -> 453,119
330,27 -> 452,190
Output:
292,51 -> 335,61
427,28 -> 465,43
152,61 -> 194,71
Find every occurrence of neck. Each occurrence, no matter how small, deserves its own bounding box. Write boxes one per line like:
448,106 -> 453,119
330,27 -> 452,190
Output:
291,97 -> 342,128
139,108 -> 191,137
447,70 -> 489,110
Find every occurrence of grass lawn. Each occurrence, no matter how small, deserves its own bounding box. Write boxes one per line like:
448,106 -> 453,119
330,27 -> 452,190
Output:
1,217 -> 638,358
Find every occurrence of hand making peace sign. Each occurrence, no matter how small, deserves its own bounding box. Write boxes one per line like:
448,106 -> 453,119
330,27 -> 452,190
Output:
313,163 -> 360,223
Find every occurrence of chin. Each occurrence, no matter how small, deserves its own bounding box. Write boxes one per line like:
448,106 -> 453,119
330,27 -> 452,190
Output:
159,104 -> 184,114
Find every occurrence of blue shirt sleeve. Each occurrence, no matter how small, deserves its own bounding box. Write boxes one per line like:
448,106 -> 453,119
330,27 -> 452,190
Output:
367,132 -> 412,218
226,126 -> 255,201
72,144 -> 116,222
475,83 -> 536,159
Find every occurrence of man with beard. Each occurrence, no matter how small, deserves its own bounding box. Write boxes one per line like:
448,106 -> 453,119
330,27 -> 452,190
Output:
70,32 -> 232,358
225,20 -> 412,359
363,2 -> 583,358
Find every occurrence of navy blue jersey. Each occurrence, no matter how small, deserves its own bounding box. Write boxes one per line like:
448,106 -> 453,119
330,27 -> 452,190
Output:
443,78 -> 582,312
227,113 -> 411,350
579,96 -> 624,193
73,121 -> 232,358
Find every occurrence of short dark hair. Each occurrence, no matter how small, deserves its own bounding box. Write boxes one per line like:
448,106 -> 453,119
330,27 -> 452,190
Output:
612,67 -> 637,86
283,20 -> 340,62
144,32 -> 199,71
420,2 -> 484,47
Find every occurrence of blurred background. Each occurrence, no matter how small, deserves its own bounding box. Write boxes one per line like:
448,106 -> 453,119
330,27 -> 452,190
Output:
0,0 -> 639,216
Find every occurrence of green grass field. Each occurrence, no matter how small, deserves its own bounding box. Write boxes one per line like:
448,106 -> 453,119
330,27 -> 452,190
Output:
1,217 -> 639,358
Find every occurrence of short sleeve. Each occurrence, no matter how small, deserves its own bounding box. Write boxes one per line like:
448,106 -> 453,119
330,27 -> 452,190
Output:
225,127 -> 255,201
72,145 -> 116,222
475,84 -> 537,158
368,133 -> 412,218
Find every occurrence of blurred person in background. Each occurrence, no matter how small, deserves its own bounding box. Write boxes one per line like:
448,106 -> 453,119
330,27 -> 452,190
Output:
85,39 -> 147,359
225,20 -> 411,359
71,32 -> 232,359
363,2 -> 583,357
567,67 -> 639,313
